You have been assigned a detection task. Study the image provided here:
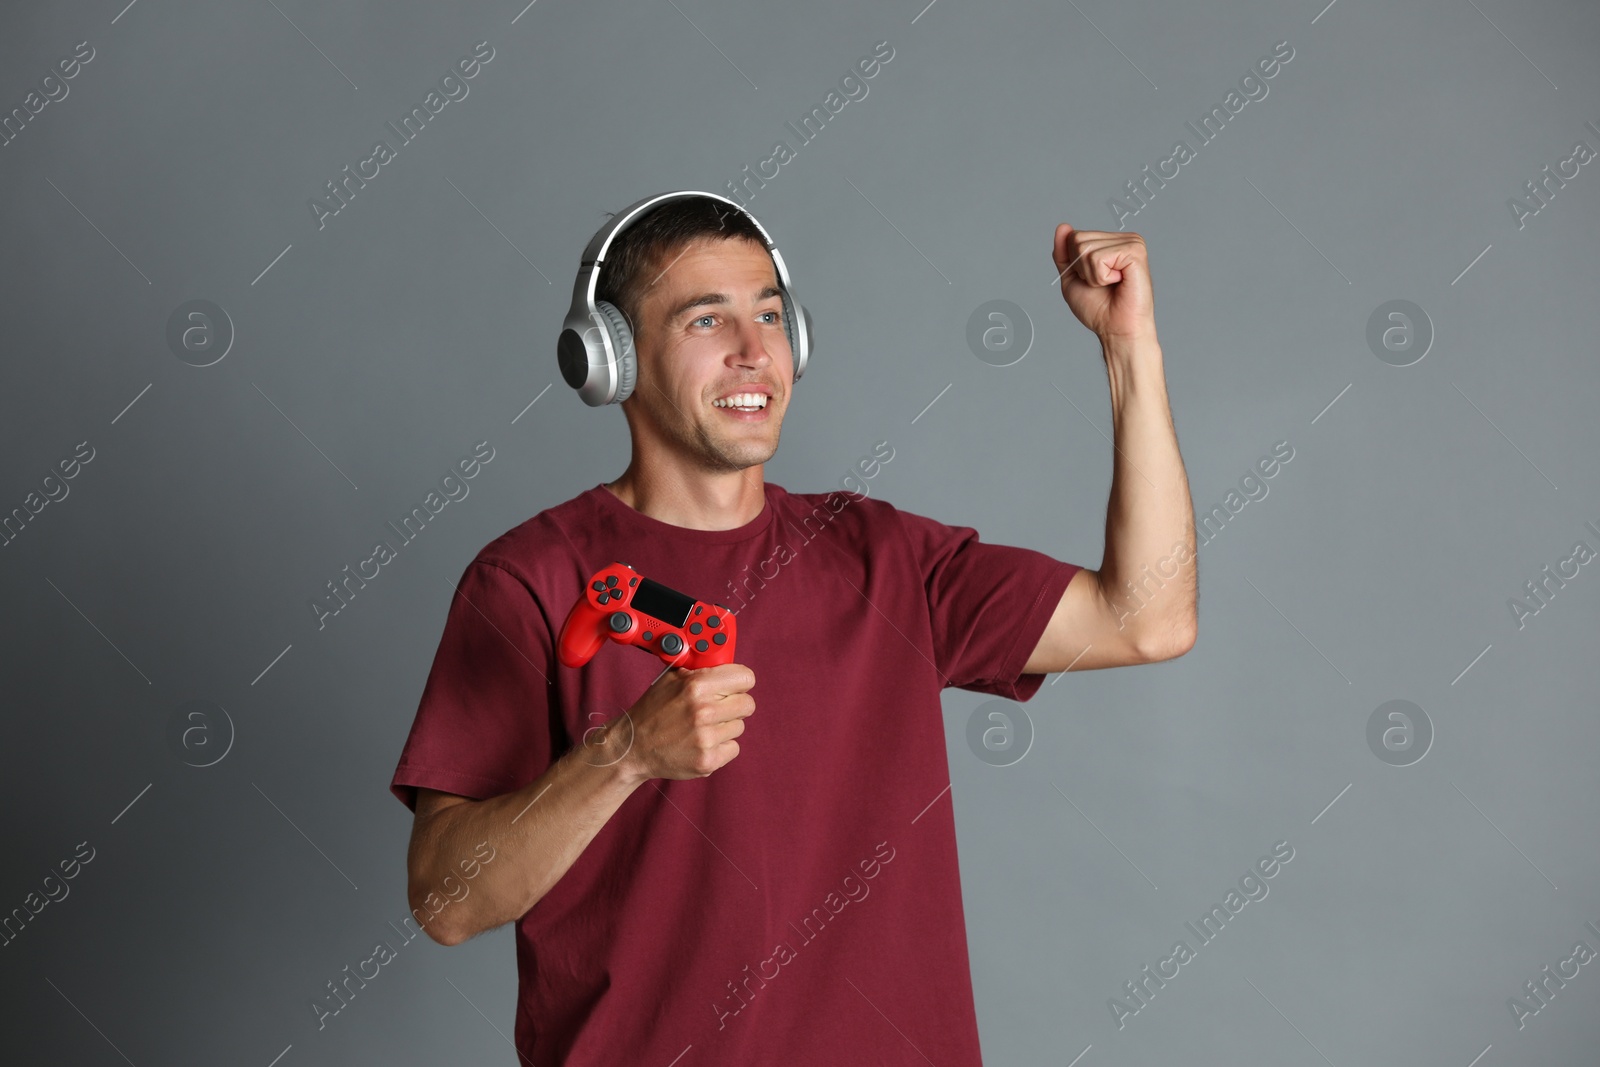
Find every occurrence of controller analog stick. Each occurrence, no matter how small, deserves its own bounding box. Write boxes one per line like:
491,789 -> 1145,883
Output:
659,633 -> 683,655
608,612 -> 632,634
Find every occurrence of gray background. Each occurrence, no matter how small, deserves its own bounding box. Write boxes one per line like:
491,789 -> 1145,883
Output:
2,0 -> 1598,1064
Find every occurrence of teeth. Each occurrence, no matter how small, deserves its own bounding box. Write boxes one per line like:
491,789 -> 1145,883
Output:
714,393 -> 768,409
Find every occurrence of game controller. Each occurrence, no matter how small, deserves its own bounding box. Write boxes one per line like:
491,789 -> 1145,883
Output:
557,561 -> 738,670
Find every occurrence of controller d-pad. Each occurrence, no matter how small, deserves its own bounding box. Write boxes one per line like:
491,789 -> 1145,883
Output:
591,580 -> 605,591
659,633 -> 683,655
605,575 -> 618,587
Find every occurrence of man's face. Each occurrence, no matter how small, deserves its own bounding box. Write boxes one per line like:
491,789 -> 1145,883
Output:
624,236 -> 792,473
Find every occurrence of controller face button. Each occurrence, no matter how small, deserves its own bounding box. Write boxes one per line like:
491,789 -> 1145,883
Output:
660,633 -> 683,655
605,575 -> 618,587
608,612 -> 632,633
689,622 -> 703,635
642,630 -> 653,641
712,632 -> 726,645
706,615 -> 720,628
591,580 -> 605,591
695,639 -> 708,652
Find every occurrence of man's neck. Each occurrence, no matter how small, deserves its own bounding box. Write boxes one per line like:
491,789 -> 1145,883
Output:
604,466 -> 767,531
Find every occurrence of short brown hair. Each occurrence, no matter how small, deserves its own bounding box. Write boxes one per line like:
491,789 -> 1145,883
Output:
594,196 -> 770,342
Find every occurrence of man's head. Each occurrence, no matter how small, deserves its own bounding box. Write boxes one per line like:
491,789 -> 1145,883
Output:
595,197 -> 794,475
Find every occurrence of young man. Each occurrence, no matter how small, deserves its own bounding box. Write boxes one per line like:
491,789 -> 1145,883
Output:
388,195 -> 1195,1064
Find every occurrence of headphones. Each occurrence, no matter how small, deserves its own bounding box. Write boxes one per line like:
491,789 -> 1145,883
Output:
557,190 -> 813,407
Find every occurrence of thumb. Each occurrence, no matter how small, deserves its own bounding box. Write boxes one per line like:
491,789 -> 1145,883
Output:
1051,223 -> 1075,273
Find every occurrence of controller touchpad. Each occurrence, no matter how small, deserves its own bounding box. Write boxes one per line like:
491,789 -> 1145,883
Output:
629,577 -> 694,627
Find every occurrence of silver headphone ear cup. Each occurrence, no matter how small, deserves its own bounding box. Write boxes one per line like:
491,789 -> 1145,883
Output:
594,301 -> 637,403
789,299 -> 812,381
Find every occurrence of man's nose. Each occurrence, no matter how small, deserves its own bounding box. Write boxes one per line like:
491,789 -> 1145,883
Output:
731,316 -> 774,367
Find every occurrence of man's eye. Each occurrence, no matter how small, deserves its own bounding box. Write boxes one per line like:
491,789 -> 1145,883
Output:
694,315 -> 715,328
760,310 -> 783,324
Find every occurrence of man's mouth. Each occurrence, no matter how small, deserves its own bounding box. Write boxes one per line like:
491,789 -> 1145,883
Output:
712,393 -> 770,412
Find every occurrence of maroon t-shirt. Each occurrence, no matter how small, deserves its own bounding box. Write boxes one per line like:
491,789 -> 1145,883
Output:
389,481 -> 1081,1065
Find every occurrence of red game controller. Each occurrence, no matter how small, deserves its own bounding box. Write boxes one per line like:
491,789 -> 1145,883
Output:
557,561 -> 737,670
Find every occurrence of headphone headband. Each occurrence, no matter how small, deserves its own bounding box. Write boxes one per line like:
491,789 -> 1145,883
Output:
557,190 -> 812,407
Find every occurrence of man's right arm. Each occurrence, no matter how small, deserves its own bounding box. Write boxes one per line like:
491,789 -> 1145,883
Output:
405,661 -> 757,946
405,732 -> 645,947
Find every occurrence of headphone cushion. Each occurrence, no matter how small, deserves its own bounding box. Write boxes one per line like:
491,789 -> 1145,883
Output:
595,301 -> 637,403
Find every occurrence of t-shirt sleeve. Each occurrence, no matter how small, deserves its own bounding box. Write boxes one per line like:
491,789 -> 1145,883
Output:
893,505 -> 1083,702
389,558 -> 566,813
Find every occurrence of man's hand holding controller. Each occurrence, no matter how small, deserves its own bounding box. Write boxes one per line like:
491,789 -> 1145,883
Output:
559,561 -> 753,784
600,662 -> 756,785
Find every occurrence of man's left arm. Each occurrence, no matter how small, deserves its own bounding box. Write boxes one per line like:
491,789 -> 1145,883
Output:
1023,225 -> 1197,674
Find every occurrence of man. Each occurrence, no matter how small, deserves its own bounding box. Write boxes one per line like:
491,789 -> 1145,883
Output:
388,194 -> 1196,1064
